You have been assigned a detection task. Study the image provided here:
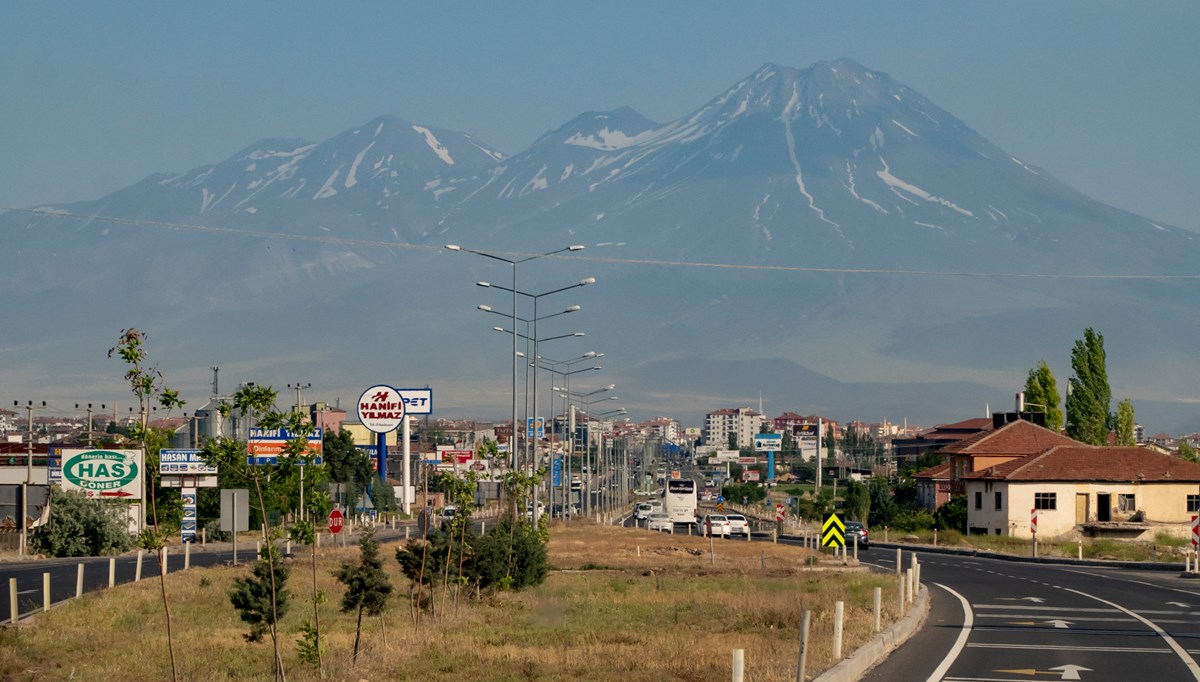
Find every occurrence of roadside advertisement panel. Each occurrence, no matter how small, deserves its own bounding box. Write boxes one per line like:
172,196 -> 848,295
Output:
60,449 -> 141,499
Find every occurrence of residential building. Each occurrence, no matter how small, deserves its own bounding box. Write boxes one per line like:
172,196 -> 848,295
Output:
938,418 -> 1077,496
703,407 -> 763,448
890,417 -> 993,468
962,445 -> 1200,540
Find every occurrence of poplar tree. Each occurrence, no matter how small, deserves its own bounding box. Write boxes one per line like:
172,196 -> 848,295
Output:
335,529 -> 393,662
1022,360 -> 1063,431
1065,328 -> 1112,445
1115,399 -> 1136,446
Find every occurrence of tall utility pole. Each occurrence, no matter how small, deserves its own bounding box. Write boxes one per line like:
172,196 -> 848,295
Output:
15,400 -> 46,483
287,382 -> 312,523
15,400 -> 45,558
76,403 -> 105,448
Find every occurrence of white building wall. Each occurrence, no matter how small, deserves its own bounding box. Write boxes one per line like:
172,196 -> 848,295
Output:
966,480 -> 1200,539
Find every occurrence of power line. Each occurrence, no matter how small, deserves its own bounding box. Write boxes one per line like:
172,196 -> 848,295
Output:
4,205 -> 1200,281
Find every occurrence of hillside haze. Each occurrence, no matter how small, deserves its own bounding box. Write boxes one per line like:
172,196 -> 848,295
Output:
3,59 -> 1198,433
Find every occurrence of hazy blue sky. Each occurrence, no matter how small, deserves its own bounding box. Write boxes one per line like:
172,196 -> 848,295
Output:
2,2 -> 1197,230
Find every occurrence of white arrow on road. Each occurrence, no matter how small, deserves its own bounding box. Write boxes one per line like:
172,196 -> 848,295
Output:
1044,619 -> 1073,629
1049,664 -> 1092,680
997,664 -> 1092,680
999,596 -> 1047,603
1167,601 -> 1191,608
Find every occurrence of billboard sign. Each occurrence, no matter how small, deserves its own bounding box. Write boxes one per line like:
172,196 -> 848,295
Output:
793,423 -> 819,441
357,385 -> 406,433
715,450 -> 740,463
395,388 -> 433,415
754,434 -> 782,452
60,449 -> 141,499
159,449 -> 218,475
247,428 -> 324,465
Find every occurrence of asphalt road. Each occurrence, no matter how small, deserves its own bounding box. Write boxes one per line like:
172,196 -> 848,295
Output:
0,524 -> 432,623
861,548 -> 1200,682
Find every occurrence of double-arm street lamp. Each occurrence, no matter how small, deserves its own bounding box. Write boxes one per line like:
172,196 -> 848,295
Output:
447,243 -> 584,467
554,384 -> 615,515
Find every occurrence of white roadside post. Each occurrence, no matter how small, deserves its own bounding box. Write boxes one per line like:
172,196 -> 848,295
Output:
76,563 -> 84,599
43,572 -> 50,612
833,600 -> 845,660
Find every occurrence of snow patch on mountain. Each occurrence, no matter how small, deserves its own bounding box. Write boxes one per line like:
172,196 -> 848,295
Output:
876,157 -> 972,217
564,127 -> 656,150
890,119 -> 918,137
782,86 -> 847,242
412,125 -> 454,165
314,165 -> 343,199
1011,157 -> 1039,175
345,141 -> 375,189
845,161 -> 887,213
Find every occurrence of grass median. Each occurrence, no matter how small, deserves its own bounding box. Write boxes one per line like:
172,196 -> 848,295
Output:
0,523 -> 904,681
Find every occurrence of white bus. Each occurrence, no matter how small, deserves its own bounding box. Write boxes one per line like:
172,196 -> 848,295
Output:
663,478 -> 698,526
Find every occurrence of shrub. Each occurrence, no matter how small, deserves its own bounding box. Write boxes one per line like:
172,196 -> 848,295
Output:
29,489 -> 134,557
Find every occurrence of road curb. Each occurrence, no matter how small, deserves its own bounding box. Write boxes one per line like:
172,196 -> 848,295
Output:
813,583 -> 930,682
872,541 -> 1187,572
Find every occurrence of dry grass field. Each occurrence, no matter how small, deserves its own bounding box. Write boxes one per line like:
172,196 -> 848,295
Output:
0,523 -> 904,681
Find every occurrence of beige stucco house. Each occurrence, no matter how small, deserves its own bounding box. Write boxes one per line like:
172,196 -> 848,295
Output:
961,445 -> 1200,540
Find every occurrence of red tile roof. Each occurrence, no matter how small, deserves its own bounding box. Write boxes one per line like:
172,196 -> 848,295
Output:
962,446 -> 1200,483
939,418 -> 1077,456
913,462 -> 951,480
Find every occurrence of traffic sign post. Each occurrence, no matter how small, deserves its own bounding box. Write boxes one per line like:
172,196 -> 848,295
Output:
775,504 -> 787,522
822,512 -> 845,548
1191,515 -> 1198,548
328,509 -> 345,535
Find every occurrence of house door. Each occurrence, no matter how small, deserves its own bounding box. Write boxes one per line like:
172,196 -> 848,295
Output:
1075,493 -> 1088,525
1097,493 -> 1111,522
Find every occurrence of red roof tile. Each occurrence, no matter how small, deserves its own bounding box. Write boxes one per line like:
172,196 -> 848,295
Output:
913,462 -> 951,480
962,446 -> 1200,482
940,419 -> 1077,456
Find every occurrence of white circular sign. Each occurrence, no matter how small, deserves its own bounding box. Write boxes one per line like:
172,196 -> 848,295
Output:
357,384 -> 406,433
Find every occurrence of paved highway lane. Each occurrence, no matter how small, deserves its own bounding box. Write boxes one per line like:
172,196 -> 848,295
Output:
862,549 -> 1200,682
0,525 -> 436,622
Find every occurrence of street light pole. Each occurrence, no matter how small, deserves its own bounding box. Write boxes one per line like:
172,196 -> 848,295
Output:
447,243 -> 585,472
288,382 -> 311,522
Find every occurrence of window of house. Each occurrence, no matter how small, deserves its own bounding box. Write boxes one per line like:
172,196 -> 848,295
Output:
1188,495 -> 1200,513
995,491 -> 1003,510
1034,492 -> 1056,510
1118,494 -> 1136,513
974,491 -> 982,510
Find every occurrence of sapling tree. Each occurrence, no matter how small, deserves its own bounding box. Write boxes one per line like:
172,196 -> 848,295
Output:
108,328 -> 184,682
334,528 -> 393,662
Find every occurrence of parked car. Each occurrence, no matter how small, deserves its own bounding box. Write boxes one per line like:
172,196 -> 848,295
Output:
700,513 -> 731,537
724,513 -> 751,538
634,503 -> 653,520
845,521 -> 869,548
646,512 -> 673,532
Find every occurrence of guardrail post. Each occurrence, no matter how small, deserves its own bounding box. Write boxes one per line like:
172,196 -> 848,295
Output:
76,563 -> 84,599
9,578 -> 16,624
161,547 -> 168,576
833,600 -> 845,660
185,540 -> 191,570
933,528 -> 938,546
255,541 -> 261,559
135,550 -> 144,582
732,648 -> 745,682
1078,539 -> 1083,560
898,572 -> 905,613
896,548 -> 902,576
43,572 -> 50,612
906,568 -> 914,604
853,534 -> 858,562
109,557 -> 115,587
873,587 -> 882,632
795,609 -> 811,682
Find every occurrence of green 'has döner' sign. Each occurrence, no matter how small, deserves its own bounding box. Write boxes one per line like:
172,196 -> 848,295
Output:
62,449 -> 139,494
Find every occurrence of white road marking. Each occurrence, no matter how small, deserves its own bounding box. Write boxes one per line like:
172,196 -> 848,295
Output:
1063,585 -> 1200,680
927,582 -> 974,682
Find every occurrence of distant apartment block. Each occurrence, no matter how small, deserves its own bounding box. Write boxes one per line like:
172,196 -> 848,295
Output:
704,407 -> 763,448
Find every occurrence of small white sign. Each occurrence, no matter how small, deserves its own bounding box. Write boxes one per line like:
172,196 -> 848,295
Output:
159,449 -> 218,475
754,434 -> 782,452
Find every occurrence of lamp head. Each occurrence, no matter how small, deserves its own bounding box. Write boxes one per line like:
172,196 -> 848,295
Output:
476,281 -> 492,288
580,277 -> 596,285
445,244 -> 462,251
565,305 -> 582,312
568,245 -> 585,251
478,304 -> 492,312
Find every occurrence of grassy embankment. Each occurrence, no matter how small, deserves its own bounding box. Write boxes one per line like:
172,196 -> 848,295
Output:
0,523 -> 906,681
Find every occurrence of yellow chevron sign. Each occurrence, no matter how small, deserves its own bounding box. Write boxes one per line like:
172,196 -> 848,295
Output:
822,513 -> 845,548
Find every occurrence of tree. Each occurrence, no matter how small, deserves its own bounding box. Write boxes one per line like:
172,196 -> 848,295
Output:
866,477 -> 898,528
1023,360 -> 1064,431
1178,440 -> 1200,463
323,428 -> 373,508
230,543 -> 290,643
334,529 -> 393,662
108,328 -> 184,682
1114,399 -> 1136,446
29,490 -> 135,557
841,480 -> 870,522
1065,328 -> 1112,445
203,384 -> 318,681
934,495 -> 968,533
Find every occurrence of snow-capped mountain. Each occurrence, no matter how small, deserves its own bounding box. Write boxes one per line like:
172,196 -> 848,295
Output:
3,59 -> 1198,432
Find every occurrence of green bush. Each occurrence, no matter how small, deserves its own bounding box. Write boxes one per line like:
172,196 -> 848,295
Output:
933,495 -> 967,533
29,489 -> 135,557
